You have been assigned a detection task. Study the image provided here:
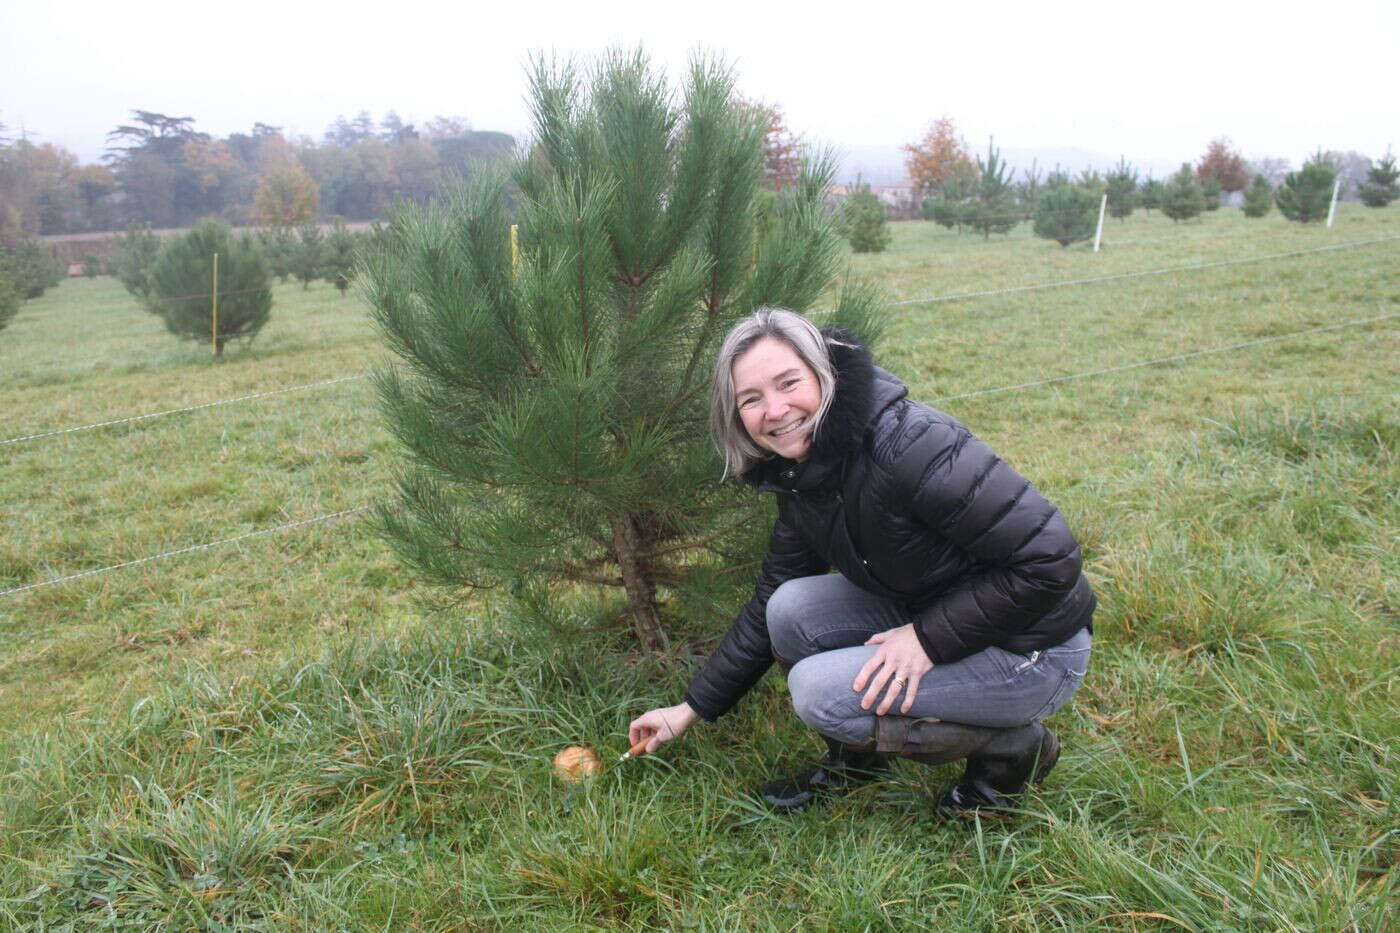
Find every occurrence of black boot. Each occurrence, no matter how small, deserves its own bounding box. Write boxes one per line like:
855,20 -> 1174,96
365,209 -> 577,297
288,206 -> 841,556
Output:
936,724 -> 1058,816
760,737 -> 888,812
874,717 -> 1060,816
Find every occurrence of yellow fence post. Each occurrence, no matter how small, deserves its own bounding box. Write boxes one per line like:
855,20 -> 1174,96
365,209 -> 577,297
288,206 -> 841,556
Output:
211,252 -> 219,357
510,224 -> 519,277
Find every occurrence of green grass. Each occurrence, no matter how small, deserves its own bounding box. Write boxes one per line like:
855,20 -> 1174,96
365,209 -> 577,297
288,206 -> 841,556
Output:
2,205 -> 1397,928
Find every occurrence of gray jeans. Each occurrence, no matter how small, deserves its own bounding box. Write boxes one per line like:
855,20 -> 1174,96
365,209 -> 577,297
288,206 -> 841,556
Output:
769,574 -> 1091,747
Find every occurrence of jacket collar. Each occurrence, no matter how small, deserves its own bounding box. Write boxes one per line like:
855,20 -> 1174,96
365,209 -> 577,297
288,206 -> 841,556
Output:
744,329 -> 907,492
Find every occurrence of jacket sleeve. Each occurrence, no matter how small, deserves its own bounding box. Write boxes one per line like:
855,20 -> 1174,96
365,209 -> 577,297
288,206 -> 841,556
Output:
683,497 -> 828,722
891,417 -> 1083,665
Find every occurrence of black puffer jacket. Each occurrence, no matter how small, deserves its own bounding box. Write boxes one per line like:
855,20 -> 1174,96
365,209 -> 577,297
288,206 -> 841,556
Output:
683,334 -> 1095,722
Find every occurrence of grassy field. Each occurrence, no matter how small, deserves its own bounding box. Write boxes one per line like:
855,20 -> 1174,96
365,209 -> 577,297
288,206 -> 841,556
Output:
2,205 -> 1397,928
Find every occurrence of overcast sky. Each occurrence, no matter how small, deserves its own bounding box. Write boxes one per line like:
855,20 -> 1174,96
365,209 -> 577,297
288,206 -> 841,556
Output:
4,0 -> 1397,171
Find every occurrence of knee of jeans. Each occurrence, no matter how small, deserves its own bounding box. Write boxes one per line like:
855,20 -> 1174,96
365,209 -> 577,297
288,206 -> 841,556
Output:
788,658 -> 871,745
765,579 -> 809,662
786,657 -> 835,732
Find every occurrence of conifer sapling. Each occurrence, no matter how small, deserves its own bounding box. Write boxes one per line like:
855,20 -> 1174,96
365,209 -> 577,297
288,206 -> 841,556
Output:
361,50 -> 881,649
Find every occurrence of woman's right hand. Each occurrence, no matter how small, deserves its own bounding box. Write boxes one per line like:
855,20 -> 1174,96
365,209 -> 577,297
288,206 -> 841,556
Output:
628,702 -> 699,754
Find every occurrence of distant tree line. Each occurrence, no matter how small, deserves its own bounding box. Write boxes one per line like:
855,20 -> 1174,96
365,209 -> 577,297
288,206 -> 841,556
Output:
0,109 -> 516,240
834,123 -> 1400,252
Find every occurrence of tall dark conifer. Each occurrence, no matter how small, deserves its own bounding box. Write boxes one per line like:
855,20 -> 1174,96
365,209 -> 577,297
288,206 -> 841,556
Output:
361,49 -> 880,649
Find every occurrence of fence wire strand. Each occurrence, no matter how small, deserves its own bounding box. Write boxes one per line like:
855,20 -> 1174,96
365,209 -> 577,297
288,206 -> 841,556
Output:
2,374 -> 367,447
0,508 -> 371,598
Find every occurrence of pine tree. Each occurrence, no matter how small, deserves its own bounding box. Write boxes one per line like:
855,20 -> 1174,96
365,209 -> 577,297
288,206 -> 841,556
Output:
257,227 -> 296,283
921,164 -> 977,233
0,276 -> 18,332
323,221 -> 359,294
1160,163 -> 1206,222
290,222 -> 325,289
844,184 -> 891,252
967,137 -> 1018,239
147,219 -> 271,357
360,49 -> 880,650
1201,175 -> 1222,211
1032,184 -> 1098,246
1275,155 -> 1337,223
111,225 -> 161,299
1140,177 -> 1164,213
1242,174 -> 1273,218
1358,153 -> 1399,207
0,241 -> 65,300
1105,157 -> 1139,221
1016,161 -> 1041,210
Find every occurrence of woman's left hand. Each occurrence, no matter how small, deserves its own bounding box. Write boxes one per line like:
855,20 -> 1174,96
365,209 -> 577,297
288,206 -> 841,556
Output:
853,624 -> 934,715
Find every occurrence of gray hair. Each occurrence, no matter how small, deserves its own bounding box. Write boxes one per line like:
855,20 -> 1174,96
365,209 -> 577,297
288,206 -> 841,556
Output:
709,308 -> 845,478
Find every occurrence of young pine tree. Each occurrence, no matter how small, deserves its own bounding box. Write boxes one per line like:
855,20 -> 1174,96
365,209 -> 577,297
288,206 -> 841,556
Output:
1275,155 -> 1338,223
0,276 -> 18,332
1358,153 -> 1399,207
112,226 -> 162,299
1140,176 -> 1164,213
1242,174 -> 1273,218
922,164 -> 978,233
0,241 -> 65,300
257,227 -> 296,283
1016,161 -> 1042,210
967,137 -> 1018,239
1032,184 -> 1098,246
147,220 -> 272,357
323,221 -> 359,294
360,50 -> 880,649
843,184 -> 891,252
291,222 -> 325,289
1201,175 -> 1222,211
1105,157 -> 1140,221
1161,163 -> 1206,222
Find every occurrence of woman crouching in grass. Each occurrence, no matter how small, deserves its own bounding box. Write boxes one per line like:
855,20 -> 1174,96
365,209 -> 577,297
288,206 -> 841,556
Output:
629,308 -> 1094,815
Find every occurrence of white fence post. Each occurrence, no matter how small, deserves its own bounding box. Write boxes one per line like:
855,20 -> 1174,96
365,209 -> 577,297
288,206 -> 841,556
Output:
1326,179 -> 1341,228
1093,194 -> 1108,252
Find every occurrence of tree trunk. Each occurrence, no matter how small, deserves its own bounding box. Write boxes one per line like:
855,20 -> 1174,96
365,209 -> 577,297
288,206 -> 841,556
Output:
612,515 -> 665,651
214,337 -> 225,358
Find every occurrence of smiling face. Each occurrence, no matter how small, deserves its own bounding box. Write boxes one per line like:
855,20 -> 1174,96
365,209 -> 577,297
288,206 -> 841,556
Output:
732,336 -> 823,462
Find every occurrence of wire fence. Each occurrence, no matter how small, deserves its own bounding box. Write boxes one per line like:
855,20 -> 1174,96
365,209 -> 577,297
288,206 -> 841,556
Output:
4,307 -> 1394,600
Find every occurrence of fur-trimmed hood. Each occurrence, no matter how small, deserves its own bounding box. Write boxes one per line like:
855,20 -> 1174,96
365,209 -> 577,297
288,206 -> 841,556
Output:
743,328 -> 908,493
